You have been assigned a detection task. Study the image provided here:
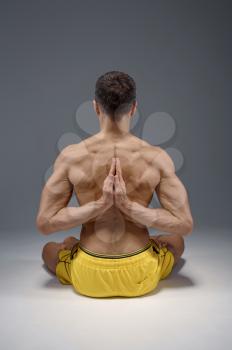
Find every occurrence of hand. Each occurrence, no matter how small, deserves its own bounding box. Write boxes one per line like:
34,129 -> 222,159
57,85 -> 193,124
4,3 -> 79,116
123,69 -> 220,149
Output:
98,157 -> 116,210
114,157 -> 131,210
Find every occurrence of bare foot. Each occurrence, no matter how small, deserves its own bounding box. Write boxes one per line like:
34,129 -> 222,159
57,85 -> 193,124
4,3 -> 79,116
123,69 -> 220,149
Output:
62,236 -> 79,250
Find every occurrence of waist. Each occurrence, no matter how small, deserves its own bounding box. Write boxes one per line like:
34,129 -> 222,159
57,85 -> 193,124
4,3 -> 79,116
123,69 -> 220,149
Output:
78,239 -> 152,259
80,225 -> 150,256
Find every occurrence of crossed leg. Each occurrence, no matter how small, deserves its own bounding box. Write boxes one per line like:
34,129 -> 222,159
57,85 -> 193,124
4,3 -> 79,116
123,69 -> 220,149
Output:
150,233 -> 185,267
42,236 -> 79,274
42,234 -> 184,274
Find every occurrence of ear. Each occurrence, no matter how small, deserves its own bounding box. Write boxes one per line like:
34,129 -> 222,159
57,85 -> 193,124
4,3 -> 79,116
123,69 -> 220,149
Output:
93,99 -> 100,116
130,100 -> 137,117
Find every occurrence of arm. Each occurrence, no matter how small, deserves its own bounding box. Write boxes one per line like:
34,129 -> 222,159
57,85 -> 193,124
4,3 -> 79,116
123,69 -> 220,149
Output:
119,149 -> 194,236
36,146 -> 107,235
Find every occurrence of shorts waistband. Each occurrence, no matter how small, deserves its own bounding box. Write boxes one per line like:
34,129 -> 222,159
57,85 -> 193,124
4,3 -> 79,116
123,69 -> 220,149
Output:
78,240 -> 153,259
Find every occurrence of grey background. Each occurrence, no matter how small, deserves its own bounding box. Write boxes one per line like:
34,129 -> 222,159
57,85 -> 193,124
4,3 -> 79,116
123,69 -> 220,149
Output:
0,0 -> 231,231
0,3 -> 232,349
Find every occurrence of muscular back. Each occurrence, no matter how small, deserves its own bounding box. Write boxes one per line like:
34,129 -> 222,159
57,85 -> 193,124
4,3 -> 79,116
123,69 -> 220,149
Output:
67,132 -> 162,253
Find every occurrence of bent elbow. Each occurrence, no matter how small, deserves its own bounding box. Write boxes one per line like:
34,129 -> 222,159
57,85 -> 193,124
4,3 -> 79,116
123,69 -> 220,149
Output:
182,217 -> 194,236
36,217 -> 51,235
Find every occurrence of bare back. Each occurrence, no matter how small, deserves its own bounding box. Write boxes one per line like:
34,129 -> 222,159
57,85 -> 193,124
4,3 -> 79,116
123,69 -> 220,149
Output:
68,132 -> 162,253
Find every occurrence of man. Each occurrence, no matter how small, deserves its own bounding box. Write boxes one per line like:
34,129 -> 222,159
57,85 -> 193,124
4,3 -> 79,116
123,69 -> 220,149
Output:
36,71 -> 194,298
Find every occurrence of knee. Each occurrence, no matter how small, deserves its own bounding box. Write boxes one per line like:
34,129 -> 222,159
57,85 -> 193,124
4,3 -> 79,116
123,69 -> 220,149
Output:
41,242 -> 54,262
176,235 -> 185,256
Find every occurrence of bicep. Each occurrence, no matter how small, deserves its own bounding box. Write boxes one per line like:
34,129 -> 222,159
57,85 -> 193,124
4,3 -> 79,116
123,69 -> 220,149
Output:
36,151 -> 73,222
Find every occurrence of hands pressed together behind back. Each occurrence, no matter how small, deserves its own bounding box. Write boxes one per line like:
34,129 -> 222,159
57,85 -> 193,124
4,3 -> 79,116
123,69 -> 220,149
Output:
99,157 -> 131,212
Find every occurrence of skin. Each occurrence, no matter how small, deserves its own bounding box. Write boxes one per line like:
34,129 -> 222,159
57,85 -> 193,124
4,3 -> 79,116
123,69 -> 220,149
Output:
37,100 -> 194,274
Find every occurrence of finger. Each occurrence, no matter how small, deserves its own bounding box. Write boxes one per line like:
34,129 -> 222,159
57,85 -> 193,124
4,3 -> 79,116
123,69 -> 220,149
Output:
108,178 -> 114,192
108,175 -> 115,188
109,157 -> 116,176
105,175 -> 114,192
114,174 -> 119,183
114,174 -> 121,189
116,158 -> 123,180
108,174 -> 114,182
104,174 -> 114,187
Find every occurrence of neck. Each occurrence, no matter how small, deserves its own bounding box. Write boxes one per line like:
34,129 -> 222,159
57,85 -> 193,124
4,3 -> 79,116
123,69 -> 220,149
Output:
99,113 -> 131,139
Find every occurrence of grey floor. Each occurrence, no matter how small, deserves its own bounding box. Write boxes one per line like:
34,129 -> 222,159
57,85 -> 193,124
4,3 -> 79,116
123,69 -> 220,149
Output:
0,227 -> 231,350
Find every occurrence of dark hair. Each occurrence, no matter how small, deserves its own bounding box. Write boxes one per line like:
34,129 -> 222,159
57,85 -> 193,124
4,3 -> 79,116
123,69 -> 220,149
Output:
95,71 -> 136,119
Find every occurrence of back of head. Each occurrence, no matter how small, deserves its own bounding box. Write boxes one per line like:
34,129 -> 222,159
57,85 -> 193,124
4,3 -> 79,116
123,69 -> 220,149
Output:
95,71 -> 136,120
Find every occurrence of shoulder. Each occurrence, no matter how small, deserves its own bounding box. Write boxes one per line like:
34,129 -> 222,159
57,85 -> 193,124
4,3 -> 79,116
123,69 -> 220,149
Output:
54,143 -> 80,168
135,137 -> 175,175
60,143 -> 80,157
151,146 -> 175,176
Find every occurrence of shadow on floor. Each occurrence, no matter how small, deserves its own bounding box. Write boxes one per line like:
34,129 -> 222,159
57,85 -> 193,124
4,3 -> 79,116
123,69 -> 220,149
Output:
146,257 -> 195,297
105,258 -> 195,300
42,264 -> 65,289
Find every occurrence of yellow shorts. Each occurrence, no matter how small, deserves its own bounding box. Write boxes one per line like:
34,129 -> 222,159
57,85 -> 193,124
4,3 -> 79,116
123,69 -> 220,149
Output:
55,238 -> 175,298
